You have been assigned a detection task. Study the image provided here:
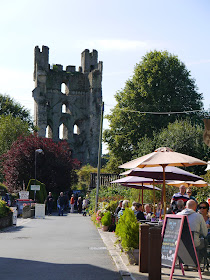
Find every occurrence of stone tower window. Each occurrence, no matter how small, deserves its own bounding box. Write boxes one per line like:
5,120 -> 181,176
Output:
73,124 -> 80,135
61,83 -> 66,94
45,125 -> 53,138
62,104 -> 67,113
59,123 -> 68,139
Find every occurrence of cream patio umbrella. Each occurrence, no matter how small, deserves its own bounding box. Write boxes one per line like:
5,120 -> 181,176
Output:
119,147 -> 207,214
121,183 -> 161,205
119,165 -> 202,213
110,176 -> 161,205
167,180 -> 209,188
205,161 -> 210,171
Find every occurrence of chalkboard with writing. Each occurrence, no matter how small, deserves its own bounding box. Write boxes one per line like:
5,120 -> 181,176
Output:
161,217 -> 181,267
161,215 -> 201,280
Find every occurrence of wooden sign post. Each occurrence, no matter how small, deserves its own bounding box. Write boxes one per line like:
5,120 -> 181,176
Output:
161,214 -> 202,280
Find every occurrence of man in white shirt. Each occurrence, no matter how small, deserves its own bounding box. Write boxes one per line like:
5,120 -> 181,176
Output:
178,199 -> 208,262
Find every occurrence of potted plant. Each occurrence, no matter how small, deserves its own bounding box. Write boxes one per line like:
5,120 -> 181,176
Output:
101,211 -> 112,231
115,208 -> 139,264
22,204 -> 31,218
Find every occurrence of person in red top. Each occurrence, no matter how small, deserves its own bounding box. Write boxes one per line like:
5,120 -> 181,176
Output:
171,185 -> 189,204
70,194 -> 75,213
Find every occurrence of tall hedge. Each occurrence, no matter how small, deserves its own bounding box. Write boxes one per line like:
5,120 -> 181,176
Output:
27,179 -> 47,204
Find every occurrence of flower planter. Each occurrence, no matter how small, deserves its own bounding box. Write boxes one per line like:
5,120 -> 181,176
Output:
126,249 -> 139,265
102,225 -> 109,231
22,206 -> 32,219
0,212 -> 13,229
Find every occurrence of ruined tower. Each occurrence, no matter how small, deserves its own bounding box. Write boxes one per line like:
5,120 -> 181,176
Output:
33,46 -> 103,166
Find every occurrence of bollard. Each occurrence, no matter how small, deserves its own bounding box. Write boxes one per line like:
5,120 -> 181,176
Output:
148,227 -> 161,280
139,224 -> 150,273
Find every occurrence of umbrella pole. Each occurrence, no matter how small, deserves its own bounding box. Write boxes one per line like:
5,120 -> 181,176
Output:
153,179 -> 155,215
139,189 -> 141,202
142,183 -> 143,205
162,164 -> 167,215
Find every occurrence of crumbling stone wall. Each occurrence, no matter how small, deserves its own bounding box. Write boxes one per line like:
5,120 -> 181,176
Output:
32,46 -> 103,166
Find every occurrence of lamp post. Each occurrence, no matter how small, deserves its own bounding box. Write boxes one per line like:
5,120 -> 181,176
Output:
34,149 -> 43,201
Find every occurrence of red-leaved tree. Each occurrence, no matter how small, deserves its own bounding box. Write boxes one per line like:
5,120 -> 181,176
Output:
1,134 -> 80,194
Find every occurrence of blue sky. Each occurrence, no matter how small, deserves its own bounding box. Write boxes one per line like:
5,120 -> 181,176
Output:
0,0 -> 209,152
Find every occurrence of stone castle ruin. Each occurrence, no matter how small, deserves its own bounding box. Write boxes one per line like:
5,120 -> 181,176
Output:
32,46 -> 103,166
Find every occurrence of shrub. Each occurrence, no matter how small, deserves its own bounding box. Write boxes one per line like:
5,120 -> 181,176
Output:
115,208 -> 139,250
105,200 -> 118,215
27,179 -> 47,203
0,200 -> 11,218
101,211 -> 112,226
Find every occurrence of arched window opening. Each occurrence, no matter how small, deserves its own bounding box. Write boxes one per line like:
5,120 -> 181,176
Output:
62,104 -> 67,113
59,123 -> 68,139
73,124 -> 80,135
61,83 -> 66,94
45,125 -> 53,138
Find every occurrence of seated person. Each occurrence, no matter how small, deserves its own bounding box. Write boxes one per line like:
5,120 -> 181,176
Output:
174,199 -> 185,214
178,200 -> 208,261
156,202 -> 163,218
115,200 -> 123,215
167,199 -> 185,214
131,201 -> 137,211
134,203 -> 145,221
144,204 -> 153,219
118,200 -> 129,220
198,201 -> 210,228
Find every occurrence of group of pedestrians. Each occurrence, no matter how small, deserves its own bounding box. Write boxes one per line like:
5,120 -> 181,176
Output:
45,192 -> 89,216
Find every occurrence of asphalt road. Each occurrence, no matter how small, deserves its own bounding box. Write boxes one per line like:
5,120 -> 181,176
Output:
0,213 -> 121,280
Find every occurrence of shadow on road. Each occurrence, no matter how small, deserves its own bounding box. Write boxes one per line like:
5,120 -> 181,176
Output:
0,226 -> 25,233
0,257 -> 120,280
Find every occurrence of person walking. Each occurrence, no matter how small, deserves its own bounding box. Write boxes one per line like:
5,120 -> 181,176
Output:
70,194 -> 75,213
45,192 -> 54,215
82,195 -> 89,216
58,192 -> 66,216
77,197 -> 82,214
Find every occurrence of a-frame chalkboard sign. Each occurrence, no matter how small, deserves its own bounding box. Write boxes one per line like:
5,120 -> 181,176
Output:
161,214 -> 202,280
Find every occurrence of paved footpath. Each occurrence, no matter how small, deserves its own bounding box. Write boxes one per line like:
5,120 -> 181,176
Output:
1,214 -> 210,280
0,213 -> 120,280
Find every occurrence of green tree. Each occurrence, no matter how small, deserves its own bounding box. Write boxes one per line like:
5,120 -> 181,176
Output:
154,119 -> 210,174
104,50 -> 204,165
0,94 -> 33,127
0,115 -> 30,155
